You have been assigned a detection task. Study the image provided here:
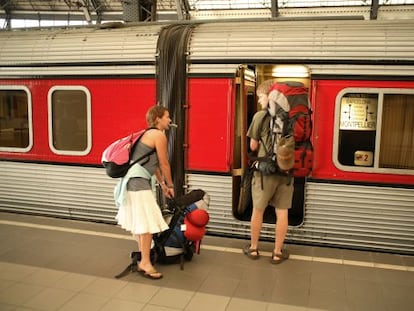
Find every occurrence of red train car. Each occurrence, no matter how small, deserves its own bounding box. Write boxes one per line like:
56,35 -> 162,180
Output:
1,19 -> 413,254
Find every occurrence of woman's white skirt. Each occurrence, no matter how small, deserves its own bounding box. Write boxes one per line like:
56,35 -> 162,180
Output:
116,190 -> 169,235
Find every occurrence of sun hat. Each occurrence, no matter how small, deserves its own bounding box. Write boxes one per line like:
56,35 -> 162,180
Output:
186,209 -> 209,227
183,217 -> 206,241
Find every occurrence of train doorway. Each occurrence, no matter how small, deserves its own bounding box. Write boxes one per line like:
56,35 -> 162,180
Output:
232,64 -> 309,227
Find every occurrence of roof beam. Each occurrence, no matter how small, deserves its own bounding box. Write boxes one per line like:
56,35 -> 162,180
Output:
271,0 -> 279,18
370,0 -> 379,20
90,0 -> 103,23
0,0 -> 12,29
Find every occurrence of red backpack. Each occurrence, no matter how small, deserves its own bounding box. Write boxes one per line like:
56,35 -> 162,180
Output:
101,128 -> 155,178
269,82 -> 313,178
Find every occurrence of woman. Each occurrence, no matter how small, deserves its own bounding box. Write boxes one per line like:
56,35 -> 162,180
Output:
115,105 -> 175,279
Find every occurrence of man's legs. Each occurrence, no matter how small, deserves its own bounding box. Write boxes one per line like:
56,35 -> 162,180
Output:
249,207 -> 265,255
274,208 -> 288,256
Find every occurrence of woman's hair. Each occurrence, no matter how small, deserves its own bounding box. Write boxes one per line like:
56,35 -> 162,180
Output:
146,105 -> 168,127
256,79 -> 274,96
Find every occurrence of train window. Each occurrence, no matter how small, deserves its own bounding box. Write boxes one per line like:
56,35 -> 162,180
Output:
48,86 -> 91,156
0,86 -> 33,152
379,93 -> 414,170
334,89 -> 414,174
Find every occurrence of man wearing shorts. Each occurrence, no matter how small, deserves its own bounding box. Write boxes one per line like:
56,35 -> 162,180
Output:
243,79 -> 293,264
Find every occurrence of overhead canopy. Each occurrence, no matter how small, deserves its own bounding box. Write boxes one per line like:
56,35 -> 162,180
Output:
1,0 -> 414,28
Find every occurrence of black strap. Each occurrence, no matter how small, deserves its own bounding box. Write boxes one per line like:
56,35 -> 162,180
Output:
251,110 -> 293,186
129,127 -> 157,168
114,252 -> 139,279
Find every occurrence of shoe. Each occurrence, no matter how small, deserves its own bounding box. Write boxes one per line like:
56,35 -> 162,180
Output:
243,244 -> 260,260
270,249 -> 289,265
137,267 -> 163,280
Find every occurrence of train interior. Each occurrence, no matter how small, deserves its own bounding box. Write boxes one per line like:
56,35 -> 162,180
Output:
232,64 -> 310,227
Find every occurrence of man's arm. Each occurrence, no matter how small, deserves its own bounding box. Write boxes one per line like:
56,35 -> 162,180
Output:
250,138 -> 259,152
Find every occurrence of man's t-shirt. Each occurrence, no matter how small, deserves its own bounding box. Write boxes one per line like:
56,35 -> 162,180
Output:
247,109 -> 285,157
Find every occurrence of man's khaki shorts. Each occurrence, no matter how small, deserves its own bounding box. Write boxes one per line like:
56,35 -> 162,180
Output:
251,171 -> 294,210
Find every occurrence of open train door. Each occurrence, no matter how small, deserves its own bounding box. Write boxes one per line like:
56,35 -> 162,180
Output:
232,66 -> 256,221
232,65 -> 306,227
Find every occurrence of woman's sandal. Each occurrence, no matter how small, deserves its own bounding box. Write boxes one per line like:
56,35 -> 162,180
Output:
243,244 -> 260,260
270,249 -> 290,265
137,267 -> 163,280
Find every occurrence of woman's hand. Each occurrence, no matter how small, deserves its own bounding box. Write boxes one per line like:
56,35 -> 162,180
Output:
161,183 -> 174,198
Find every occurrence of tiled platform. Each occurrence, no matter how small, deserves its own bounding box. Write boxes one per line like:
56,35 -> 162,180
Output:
0,211 -> 413,311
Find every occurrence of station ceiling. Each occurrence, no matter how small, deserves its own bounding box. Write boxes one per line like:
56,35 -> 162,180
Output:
1,0 -> 414,28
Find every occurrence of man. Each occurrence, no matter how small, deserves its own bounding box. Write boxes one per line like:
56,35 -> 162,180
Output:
243,79 -> 293,264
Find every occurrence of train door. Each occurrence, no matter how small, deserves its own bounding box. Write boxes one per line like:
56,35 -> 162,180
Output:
232,66 -> 256,221
232,64 -> 309,227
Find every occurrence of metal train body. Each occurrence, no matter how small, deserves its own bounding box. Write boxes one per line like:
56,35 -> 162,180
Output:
0,18 -> 413,254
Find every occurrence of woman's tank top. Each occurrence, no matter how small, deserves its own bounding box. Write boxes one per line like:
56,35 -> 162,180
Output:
127,141 -> 158,191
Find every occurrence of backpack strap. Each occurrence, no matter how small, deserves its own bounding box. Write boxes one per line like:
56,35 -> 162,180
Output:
257,109 -> 294,185
276,107 -> 290,137
129,127 -> 157,167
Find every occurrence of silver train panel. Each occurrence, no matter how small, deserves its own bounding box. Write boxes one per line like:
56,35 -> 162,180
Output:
187,64 -> 414,77
0,161 -> 117,221
0,65 -> 156,77
1,19 -> 414,77
1,161 -> 413,254
188,19 -> 414,62
0,24 -> 162,64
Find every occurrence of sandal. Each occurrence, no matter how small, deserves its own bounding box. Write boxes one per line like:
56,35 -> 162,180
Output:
243,244 -> 260,260
137,267 -> 163,280
270,249 -> 289,265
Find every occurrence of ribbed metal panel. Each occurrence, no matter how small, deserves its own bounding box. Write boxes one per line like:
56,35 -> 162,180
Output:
308,64 -> 414,76
186,174 -> 243,234
0,161 -> 118,221
1,19 -> 414,77
300,182 -> 414,253
1,161 -> 413,254
188,63 -> 414,77
0,65 -> 156,77
187,175 -> 414,254
0,25 -> 161,64
188,19 -> 414,62
187,64 -> 238,75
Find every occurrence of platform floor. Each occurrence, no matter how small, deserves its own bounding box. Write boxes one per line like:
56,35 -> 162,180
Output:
0,211 -> 413,311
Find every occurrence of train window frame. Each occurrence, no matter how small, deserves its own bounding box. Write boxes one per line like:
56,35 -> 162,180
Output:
47,86 -> 92,156
0,85 -> 33,153
333,87 -> 414,176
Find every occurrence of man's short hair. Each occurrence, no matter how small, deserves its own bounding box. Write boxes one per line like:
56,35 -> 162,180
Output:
256,79 -> 274,95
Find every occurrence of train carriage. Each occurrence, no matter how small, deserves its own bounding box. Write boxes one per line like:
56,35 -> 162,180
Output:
0,18 -> 413,254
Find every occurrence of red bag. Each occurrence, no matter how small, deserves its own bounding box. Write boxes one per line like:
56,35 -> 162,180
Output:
288,104 -> 312,142
294,142 -> 313,177
270,82 -> 314,178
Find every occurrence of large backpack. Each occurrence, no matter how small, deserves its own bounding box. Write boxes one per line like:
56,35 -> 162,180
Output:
101,128 -> 155,178
268,81 -> 313,177
114,189 -> 209,278
154,192 -> 209,266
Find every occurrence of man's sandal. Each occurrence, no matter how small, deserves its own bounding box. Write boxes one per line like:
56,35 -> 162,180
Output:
270,249 -> 289,265
243,244 -> 260,260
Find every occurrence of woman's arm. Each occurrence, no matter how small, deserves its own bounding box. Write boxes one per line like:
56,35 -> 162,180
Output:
154,131 -> 174,198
